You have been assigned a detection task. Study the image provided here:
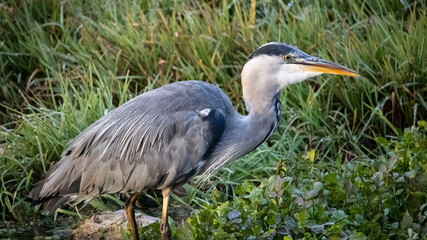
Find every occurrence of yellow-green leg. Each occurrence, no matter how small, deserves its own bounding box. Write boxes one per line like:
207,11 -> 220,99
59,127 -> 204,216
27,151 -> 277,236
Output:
160,188 -> 171,240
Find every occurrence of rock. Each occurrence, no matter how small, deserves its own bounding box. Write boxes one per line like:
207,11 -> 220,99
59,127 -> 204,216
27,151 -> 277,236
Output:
73,210 -> 158,239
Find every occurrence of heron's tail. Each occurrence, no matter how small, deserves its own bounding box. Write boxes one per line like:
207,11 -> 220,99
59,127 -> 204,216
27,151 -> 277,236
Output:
28,178 -> 69,215
28,168 -> 81,215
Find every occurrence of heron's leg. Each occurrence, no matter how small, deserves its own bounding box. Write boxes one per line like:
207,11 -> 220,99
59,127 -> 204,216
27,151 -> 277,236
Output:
160,187 -> 171,240
125,193 -> 140,240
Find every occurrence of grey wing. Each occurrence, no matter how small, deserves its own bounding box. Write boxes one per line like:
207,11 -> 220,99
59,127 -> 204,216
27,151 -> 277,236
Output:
78,108 -> 226,195
77,108 -> 225,193
29,82 -> 228,213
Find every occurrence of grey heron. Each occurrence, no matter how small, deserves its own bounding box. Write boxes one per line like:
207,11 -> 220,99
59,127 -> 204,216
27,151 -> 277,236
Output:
29,42 -> 359,240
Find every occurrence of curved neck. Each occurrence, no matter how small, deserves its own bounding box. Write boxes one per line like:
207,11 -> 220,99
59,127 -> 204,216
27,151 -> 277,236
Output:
199,69 -> 282,177
232,58 -> 284,156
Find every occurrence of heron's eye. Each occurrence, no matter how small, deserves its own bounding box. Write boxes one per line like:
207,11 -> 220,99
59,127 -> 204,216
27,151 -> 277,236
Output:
284,55 -> 292,61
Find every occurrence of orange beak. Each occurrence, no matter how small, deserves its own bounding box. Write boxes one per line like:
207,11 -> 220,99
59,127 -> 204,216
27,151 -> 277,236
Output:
299,57 -> 359,77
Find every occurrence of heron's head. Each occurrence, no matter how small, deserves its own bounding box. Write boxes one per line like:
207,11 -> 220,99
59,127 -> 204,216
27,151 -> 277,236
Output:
242,42 -> 359,91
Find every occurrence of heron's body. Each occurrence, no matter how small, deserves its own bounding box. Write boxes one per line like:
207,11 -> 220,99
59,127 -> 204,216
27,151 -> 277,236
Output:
29,42 -> 358,240
30,80 -> 276,210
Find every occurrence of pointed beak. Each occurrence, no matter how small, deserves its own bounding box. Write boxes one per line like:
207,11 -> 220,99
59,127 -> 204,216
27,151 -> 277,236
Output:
298,57 -> 359,77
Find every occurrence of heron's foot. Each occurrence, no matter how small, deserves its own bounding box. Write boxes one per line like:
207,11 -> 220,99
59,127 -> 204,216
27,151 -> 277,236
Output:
160,221 -> 171,240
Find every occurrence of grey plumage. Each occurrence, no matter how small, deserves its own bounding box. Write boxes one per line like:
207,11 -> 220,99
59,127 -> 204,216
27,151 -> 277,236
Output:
29,81 -> 235,212
29,42 -> 358,240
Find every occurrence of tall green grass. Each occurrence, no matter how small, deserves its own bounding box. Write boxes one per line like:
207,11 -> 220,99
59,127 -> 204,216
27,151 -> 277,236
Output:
0,0 -> 426,227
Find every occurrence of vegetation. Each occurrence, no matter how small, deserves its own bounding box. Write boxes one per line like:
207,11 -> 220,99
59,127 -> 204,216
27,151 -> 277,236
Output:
1,0 -> 426,239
